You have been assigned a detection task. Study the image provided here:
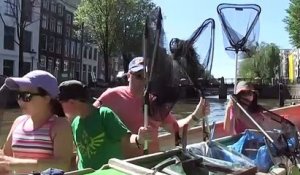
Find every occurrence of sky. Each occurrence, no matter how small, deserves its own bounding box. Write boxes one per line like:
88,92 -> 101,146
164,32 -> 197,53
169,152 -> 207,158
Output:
152,0 -> 292,78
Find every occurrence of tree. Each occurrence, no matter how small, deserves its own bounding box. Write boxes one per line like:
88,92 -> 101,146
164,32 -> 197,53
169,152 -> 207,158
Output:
75,0 -> 156,82
0,0 -> 40,76
284,0 -> 300,48
239,42 -> 280,83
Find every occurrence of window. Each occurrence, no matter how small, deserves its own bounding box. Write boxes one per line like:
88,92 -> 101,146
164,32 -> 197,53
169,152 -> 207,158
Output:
64,39 -> 70,57
54,58 -> 60,76
76,43 -> 81,59
56,39 -> 62,54
75,62 -> 80,80
42,14 -> 48,29
84,46 -> 88,58
48,36 -> 55,52
50,1 -> 56,13
70,62 -> 75,79
57,4 -> 63,16
88,65 -> 92,84
89,47 -> 92,59
39,55 -> 46,68
71,41 -> 76,58
40,34 -> 47,51
4,26 -> 15,50
3,60 -> 14,76
93,66 -> 97,75
66,14 -> 72,25
82,64 -> 87,83
23,0 -> 33,22
23,31 -> 32,52
42,0 -> 49,10
93,48 -> 97,60
50,17 -> 56,32
66,27 -> 71,37
5,0 -> 16,16
56,20 -> 62,34
63,60 -> 69,72
47,57 -> 54,73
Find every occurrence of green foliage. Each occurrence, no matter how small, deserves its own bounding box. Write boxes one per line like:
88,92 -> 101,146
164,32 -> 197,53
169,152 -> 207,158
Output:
239,42 -> 280,82
75,0 -> 155,81
284,0 -> 300,48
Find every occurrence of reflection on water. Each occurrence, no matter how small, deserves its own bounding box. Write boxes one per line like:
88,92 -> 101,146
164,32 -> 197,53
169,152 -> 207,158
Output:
172,95 -> 294,125
0,96 -> 295,146
172,96 -> 228,124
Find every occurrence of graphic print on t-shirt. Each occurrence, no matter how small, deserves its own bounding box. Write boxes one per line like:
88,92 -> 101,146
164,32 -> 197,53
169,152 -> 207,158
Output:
77,130 -> 104,158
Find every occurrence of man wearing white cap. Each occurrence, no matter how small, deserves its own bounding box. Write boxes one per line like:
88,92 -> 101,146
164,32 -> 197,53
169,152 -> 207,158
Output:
93,57 -> 210,158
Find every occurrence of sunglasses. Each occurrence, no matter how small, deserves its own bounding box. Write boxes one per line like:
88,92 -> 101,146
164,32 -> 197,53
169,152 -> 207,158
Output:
238,90 -> 255,97
17,92 -> 45,102
132,72 -> 145,80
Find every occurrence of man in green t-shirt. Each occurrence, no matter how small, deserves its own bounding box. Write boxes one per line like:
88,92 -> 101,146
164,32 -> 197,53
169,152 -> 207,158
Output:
58,80 -> 152,170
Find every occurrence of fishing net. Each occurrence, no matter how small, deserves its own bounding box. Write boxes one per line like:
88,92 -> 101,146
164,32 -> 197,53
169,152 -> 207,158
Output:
152,141 -> 256,175
143,7 -> 189,121
217,3 -> 261,58
169,18 -> 215,89
230,94 -> 300,171
169,18 -> 215,142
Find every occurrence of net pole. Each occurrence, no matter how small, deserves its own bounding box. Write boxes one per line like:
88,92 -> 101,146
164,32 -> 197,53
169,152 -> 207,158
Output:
143,18 -> 149,154
234,51 -> 239,93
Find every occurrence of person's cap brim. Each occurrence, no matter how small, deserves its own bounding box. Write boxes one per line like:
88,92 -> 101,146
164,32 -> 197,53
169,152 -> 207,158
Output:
130,65 -> 144,72
5,77 -> 32,90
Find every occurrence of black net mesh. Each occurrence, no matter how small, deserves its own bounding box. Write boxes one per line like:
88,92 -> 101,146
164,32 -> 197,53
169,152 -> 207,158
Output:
217,3 -> 261,58
231,94 -> 300,163
143,7 -> 186,121
169,18 -> 215,90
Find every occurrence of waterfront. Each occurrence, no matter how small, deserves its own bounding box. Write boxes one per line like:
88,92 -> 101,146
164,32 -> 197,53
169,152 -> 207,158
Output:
0,96 -> 299,146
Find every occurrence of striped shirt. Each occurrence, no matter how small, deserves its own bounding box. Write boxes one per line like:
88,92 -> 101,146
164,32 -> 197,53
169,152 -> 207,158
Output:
11,115 -> 56,159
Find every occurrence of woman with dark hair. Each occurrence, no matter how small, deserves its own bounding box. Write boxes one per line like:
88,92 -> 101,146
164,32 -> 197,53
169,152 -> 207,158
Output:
224,81 -> 262,135
0,70 -> 73,174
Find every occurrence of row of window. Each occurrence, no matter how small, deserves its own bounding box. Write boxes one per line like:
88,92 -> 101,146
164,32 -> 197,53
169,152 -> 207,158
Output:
82,64 -> 97,83
83,46 -> 99,60
39,56 -> 98,81
3,26 -> 32,51
40,35 -> 80,58
42,0 -> 64,17
5,0 -> 33,22
40,56 -> 79,77
42,15 -> 72,38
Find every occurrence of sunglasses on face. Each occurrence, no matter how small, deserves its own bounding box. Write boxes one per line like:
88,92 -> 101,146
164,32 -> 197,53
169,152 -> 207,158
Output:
17,92 -> 44,102
132,72 -> 145,80
238,90 -> 254,97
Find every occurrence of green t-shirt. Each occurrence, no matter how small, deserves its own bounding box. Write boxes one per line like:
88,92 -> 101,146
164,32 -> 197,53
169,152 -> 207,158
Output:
72,107 -> 130,170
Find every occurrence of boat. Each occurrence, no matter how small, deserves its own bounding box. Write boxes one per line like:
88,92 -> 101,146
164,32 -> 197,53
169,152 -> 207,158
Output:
64,104 -> 300,175
158,104 -> 300,151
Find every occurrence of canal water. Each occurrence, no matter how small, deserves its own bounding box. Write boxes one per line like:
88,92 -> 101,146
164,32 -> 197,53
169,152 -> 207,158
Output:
0,96 -> 297,146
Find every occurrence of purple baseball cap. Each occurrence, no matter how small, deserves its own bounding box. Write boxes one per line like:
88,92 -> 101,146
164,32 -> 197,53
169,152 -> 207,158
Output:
128,57 -> 144,72
5,70 -> 59,98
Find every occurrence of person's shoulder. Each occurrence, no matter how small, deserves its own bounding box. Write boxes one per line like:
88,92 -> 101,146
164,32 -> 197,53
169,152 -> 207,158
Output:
99,106 -> 115,114
12,115 -> 28,127
105,86 -> 129,94
52,117 -> 71,128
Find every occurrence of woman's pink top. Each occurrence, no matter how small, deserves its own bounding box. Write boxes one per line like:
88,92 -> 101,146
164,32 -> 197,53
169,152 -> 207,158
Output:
11,115 -> 56,159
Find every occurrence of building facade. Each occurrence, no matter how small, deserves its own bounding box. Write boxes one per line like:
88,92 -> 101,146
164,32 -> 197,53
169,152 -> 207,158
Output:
0,0 -> 41,76
0,0 -> 120,84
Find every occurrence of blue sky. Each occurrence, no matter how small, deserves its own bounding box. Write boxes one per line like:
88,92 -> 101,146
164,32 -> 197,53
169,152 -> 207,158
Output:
152,0 -> 292,78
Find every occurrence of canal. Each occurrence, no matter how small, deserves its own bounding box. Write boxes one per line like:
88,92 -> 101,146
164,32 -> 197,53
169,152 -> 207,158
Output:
0,96 -> 298,146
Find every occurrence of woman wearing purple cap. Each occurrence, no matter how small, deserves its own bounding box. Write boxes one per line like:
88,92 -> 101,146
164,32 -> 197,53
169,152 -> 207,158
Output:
0,70 -> 73,174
